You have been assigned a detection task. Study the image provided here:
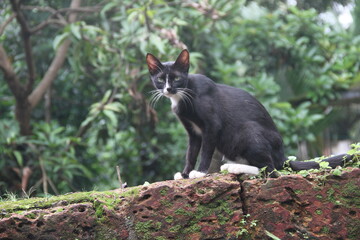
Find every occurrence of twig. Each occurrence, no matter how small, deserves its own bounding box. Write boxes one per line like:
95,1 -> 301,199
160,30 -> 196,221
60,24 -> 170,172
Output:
39,157 -> 48,196
116,166 -> 123,191
47,176 -> 60,195
21,166 -> 32,193
0,13 -> 16,36
30,19 -> 66,34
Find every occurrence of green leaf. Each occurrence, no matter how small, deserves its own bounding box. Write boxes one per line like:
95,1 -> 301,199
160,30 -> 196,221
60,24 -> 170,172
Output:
53,32 -> 69,50
70,23 -> 82,40
298,170 -> 309,177
319,161 -> 330,169
103,109 -> 118,127
332,168 -> 342,176
104,102 -> 125,112
101,90 -> 112,104
265,230 -> 281,240
13,151 -> 23,167
150,35 -> 165,54
80,115 -> 96,128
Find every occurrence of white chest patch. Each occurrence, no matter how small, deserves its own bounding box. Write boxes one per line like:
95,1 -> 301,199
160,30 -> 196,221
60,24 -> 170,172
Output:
169,94 -> 181,109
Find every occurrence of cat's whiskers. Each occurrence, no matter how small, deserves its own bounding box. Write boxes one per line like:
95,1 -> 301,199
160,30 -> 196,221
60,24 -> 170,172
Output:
149,89 -> 164,108
177,88 -> 194,110
149,87 -> 194,110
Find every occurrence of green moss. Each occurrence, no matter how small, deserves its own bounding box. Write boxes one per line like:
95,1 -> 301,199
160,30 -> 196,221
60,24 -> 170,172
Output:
196,188 -> 206,194
135,220 -> 153,233
135,220 -> 162,240
343,182 -> 360,198
316,194 -> 323,200
160,199 -> 172,207
174,208 -> 191,216
325,182 -> 360,208
159,187 -> 169,196
236,228 -> 249,238
55,207 -> 65,212
165,215 -> 174,223
167,199 -> 234,236
348,219 -> 360,240
321,226 -> 330,234
120,187 -> 141,198
0,186 -> 141,217
169,225 -> 182,233
154,221 -> 162,231
327,188 -> 336,202
183,224 -> 201,234
94,200 -> 107,224
24,212 -> 37,219
155,237 -> 167,240
294,189 -> 303,195
315,209 -> 322,215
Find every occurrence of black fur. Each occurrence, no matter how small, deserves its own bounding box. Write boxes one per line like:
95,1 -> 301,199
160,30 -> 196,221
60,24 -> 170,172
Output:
289,154 -> 352,171
146,49 -> 354,178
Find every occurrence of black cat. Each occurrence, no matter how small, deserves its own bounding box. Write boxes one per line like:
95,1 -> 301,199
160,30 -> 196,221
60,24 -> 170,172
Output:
146,49 -> 353,179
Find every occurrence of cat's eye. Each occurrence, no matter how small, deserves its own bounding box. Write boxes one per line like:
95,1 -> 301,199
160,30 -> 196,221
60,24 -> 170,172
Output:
174,77 -> 181,81
157,77 -> 165,83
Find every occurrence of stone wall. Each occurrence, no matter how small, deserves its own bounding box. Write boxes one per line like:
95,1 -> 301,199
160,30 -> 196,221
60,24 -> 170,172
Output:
0,168 -> 359,240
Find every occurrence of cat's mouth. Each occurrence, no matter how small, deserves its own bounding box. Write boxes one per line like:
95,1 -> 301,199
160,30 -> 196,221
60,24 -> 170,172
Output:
163,89 -> 177,96
163,92 -> 176,97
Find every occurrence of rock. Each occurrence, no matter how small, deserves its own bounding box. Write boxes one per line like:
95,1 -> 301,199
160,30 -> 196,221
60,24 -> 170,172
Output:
0,168 -> 359,240
243,168 -> 360,239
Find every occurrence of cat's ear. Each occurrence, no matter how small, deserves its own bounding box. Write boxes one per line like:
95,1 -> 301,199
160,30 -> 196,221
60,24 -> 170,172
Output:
173,49 -> 190,73
146,53 -> 164,75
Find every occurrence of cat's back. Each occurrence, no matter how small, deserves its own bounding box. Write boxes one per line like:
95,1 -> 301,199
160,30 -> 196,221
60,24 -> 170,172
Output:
188,74 -> 216,89
188,74 -> 250,97
188,74 -> 275,127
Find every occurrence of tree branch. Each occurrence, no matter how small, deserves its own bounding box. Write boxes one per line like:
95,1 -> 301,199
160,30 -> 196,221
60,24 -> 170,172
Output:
0,44 -> 26,98
58,6 -> 102,13
20,5 -> 101,35
0,13 -> 16,36
28,0 -> 82,109
30,19 -> 66,34
21,5 -> 101,14
21,5 -> 67,35
10,0 -> 36,94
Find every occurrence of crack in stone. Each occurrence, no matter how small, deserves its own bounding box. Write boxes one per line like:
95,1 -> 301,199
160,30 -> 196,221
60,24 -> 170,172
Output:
238,179 -> 249,216
125,214 -> 138,240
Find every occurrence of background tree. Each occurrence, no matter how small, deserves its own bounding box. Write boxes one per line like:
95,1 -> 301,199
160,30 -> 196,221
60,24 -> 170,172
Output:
1,0 -> 359,197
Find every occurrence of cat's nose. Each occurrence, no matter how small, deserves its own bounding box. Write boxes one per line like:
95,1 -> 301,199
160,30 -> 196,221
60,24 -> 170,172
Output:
167,87 -> 172,92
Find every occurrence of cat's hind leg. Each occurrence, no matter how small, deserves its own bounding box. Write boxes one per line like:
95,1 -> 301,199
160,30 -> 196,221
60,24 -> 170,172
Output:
220,162 -> 259,175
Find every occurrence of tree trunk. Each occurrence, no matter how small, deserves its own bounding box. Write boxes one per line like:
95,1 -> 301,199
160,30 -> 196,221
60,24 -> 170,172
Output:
15,96 -> 32,136
0,0 -> 82,136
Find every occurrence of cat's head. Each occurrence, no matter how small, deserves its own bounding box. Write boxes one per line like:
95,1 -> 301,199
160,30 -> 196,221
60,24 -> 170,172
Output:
146,49 -> 190,97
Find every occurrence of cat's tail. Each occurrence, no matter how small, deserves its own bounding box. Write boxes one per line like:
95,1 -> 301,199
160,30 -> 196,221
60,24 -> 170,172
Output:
289,154 -> 355,171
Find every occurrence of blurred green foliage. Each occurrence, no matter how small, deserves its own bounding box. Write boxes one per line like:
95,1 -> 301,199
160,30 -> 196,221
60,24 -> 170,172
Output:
1,0 -> 359,196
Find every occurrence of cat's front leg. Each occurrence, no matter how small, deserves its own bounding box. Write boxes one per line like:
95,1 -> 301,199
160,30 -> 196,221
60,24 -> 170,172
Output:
174,133 -> 202,180
189,132 -> 216,178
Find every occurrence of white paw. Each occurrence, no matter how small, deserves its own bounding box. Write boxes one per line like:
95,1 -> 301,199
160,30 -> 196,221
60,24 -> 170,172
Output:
189,170 -> 206,179
220,163 -> 259,175
174,172 -> 183,180
220,163 -> 230,171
